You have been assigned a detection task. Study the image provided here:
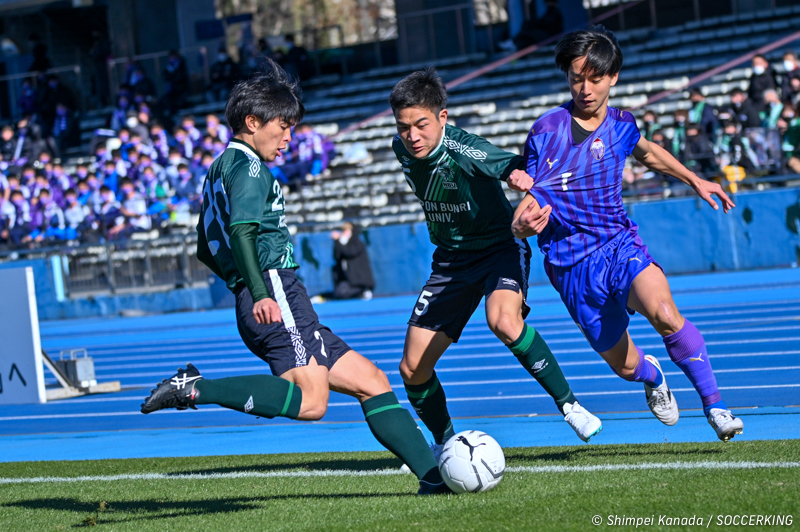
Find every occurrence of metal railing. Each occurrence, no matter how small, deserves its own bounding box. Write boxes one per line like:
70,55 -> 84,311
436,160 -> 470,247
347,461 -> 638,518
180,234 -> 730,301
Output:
0,64 -> 85,119
0,235 -> 209,297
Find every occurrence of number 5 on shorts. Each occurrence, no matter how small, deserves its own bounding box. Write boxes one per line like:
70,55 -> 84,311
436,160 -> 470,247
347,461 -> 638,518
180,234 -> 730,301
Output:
414,290 -> 433,316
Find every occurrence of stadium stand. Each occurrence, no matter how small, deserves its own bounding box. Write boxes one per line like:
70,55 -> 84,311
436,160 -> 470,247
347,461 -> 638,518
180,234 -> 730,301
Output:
3,3 -> 800,292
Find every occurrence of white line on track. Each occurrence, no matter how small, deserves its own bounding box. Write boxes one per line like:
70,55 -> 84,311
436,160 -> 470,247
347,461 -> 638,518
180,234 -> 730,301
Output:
1,461 -> 798,485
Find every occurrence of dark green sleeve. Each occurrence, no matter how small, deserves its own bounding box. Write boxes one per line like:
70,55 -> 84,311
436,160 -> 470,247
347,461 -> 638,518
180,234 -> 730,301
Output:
450,128 -> 525,180
229,223 -> 271,303
196,225 -> 225,280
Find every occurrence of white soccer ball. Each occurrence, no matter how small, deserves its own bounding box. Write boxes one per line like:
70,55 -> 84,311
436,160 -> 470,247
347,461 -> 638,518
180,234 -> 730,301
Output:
438,430 -> 505,493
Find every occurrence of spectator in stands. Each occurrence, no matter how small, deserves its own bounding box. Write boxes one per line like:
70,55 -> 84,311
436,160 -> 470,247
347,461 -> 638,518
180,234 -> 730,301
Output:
331,222 -> 374,300
49,102 -> 78,157
23,187 -> 65,244
0,126 -> 16,161
204,113 -> 230,144
748,54 -> 778,112
499,0 -> 563,52
781,52 -> 800,101
207,47 -> 239,103
13,117 -> 44,162
161,50 -> 190,115
683,123 -> 719,179
280,34 -> 313,81
717,120 -> 757,174
640,110 -> 661,141
172,127 -> 194,158
6,174 -> 28,199
778,103 -> 800,174
688,88 -> 718,141
62,188 -> 86,240
100,159 -> 120,194
271,123 -> 332,190
762,89 -> 784,129
5,189 -> 31,246
173,162 -> 200,200
39,75 -> 75,137
719,88 -> 761,128
128,65 -> 156,99
18,78 -> 38,117
27,33 -> 51,73
110,95 -> 132,131
180,116 -> 203,148
670,109 -> 688,160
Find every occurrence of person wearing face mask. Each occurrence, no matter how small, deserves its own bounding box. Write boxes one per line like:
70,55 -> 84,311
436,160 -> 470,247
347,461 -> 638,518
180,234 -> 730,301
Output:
23,188 -> 64,243
640,110 -> 662,141
165,147 -> 189,188
748,55 -> 778,112
62,188 -> 87,241
671,109 -> 689,160
683,123 -> 719,179
95,184 -> 121,238
0,126 -> 16,162
207,47 -> 240,103
780,52 -> 800,101
777,103 -> 800,174
688,88 -> 718,142
761,89 -> 784,129
205,114 -> 230,144
181,116 -> 203,148
719,88 -> 761,129
5,190 -> 31,247
110,178 -> 151,238
160,50 -> 189,115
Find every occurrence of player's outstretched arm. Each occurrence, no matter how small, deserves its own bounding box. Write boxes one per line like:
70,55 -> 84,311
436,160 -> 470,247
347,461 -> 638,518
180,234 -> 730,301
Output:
632,136 -> 735,213
512,194 -> 552,239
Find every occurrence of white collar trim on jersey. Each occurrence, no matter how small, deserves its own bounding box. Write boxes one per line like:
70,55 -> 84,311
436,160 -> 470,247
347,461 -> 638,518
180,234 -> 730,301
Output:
227,140 -> 261,161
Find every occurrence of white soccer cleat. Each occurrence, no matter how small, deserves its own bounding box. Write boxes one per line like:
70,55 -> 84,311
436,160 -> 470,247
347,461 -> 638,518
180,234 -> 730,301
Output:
644,355 -> 679,426
400,441 -> 445,473
563,401 -> 603,442
707,408 -> 744,442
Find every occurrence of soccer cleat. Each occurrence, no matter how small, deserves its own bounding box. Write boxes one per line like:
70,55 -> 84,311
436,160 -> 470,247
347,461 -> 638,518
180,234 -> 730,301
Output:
644,355 -> 679,426
401,441 -> 444,473
707,408 -> 744,442
140,364 -> 203,414
417,480 -> 454,495
563,401 -> 603,442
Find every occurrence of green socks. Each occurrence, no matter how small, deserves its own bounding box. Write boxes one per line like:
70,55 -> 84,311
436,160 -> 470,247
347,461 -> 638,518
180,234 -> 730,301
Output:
194,375 -> 303,419
508,324 -> 576,414
362,392 -> 442,484
404,371 -> 456,445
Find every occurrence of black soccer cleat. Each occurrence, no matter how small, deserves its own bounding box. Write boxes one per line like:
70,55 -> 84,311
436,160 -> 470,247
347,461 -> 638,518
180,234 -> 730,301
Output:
417,480 -> 454,496
140,363 -> 203,414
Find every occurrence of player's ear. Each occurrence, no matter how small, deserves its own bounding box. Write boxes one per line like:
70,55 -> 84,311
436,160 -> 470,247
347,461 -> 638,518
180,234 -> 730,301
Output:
439,108 -> 448,125
609,73 -> 619,87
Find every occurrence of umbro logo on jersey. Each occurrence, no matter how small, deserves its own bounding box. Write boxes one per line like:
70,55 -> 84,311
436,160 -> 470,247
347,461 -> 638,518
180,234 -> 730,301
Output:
244,395 -> 254,413
170,374 -> 202,389
531,359 -> 549,373
443,138 -> 487,161
501,278 -> 518,287
547,158 -> 558,168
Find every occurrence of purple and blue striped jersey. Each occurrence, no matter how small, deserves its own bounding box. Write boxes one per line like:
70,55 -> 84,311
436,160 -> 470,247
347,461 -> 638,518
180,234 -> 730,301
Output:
524,102 -> 642,267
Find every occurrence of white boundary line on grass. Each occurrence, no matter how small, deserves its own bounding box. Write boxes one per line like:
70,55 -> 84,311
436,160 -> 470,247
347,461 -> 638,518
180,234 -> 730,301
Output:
1,461 -> 798,485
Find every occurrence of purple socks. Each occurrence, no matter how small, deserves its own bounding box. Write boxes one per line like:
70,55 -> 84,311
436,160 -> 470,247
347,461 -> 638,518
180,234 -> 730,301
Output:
663,319 -> 723,411
613,346 -> 663,387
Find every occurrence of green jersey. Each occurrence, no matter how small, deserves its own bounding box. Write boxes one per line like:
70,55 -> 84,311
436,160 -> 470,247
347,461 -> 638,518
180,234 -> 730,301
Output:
392,124 -> 524,251
198,139 -> 298,292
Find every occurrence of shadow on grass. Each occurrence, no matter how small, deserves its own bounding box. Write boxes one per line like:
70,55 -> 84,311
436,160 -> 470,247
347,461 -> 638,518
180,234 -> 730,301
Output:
167,456 -> 404,476
3,492 -> 413,527
506,444 -> 726,463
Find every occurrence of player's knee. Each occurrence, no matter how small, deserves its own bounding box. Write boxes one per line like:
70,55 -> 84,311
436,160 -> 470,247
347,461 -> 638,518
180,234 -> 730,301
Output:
650,302 -> 683,336
399,357 -> 429,385
359,368 -> 392,400
488,312 -> 523,344
298,398 -> 328,421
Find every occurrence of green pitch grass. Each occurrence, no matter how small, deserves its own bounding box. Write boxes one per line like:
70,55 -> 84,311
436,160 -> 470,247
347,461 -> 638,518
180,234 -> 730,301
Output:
0,440 -> 797,531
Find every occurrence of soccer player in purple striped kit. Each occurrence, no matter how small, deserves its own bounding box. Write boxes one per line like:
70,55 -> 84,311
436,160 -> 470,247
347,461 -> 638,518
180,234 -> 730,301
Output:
512,26 -> 744,441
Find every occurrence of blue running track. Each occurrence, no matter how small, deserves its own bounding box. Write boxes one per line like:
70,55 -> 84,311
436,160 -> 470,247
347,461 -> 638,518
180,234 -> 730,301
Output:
1,268 -> 799,462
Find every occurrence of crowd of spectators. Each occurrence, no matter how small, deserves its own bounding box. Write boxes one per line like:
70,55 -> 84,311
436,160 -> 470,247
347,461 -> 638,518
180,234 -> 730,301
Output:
625,52 -> 800,193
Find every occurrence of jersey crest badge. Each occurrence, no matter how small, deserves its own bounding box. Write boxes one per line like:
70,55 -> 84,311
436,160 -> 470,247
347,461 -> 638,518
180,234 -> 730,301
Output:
440,166 -> 458,189
590,137 -> 605,161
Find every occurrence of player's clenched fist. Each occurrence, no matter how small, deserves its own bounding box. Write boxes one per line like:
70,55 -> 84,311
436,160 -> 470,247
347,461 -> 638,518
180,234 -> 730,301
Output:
506,169 -> 534,192
253,297 -> 283,324
511,194 -> 552,239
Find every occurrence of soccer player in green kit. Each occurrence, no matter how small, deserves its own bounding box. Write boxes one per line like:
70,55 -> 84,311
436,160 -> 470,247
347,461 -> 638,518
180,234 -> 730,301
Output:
389,68 -> 602,456
141,63 -> 451,495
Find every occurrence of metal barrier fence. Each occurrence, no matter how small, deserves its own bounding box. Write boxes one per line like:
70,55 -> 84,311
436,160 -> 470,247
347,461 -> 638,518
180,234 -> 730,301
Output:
106,47 -> 210,101
0,235 -> 209,297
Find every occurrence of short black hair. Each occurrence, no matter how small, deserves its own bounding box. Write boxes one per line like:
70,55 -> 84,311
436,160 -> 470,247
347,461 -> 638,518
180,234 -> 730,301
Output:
689,87 -> 704,97
119,178 -> 134,188
555,25 -> 623,77
389,67 -> 448,115
731,87 -> 744,97
225,58 -> 304,134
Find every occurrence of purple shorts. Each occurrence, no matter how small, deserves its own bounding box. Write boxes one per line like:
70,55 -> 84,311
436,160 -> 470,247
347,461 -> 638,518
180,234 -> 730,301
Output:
544,229 -> 660,353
